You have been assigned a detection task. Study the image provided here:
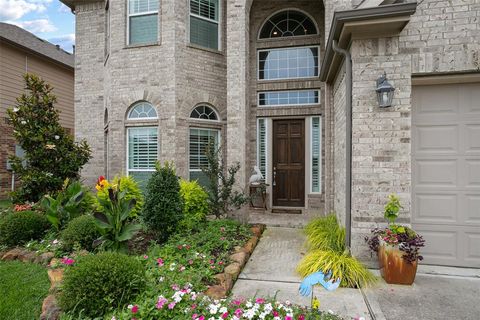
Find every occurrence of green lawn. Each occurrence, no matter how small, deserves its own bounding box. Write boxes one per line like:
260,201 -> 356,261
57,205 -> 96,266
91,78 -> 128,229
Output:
0,261 -> 50,320
0,200 -> 12,210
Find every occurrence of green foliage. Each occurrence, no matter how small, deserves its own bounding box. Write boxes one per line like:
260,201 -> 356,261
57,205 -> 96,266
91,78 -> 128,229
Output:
0,211 -> 50,247
97,175 -> 144,217
40,179 -> 94,230
59,252 -> 146,318
384,193 -> 402,224
7,74 -> 91,203
201,145 -> 249,218
297,249 -> 377,288
305,214 -> 346,252
142,162 -> 183,242
179,179 -> 209,230
0,261 -> 50,320
61,215 -> 101,252
94,186 -> 142,252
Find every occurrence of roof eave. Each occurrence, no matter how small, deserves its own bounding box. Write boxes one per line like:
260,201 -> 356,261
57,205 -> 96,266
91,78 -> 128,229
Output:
59,0 -> 101,11
320,2 -> 418,83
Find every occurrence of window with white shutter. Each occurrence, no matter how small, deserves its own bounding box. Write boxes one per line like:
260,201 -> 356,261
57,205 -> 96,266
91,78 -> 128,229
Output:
311,116 -> 321,193
189,0 -> 220,50
127,127 -> 158,188
189,128 -> 219,187
257,118 -> 268,181
128,0 -> 159,45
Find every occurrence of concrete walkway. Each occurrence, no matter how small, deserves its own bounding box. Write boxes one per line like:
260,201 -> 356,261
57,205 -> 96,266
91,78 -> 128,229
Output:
231,226 -> 480,320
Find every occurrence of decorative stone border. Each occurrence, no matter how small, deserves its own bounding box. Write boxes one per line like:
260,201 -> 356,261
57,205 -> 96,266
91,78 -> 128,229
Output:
205,224 -> 266,299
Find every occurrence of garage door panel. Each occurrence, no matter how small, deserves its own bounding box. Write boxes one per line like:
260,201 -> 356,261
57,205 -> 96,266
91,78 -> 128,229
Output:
415,125 -> 458,154
415,160 -> 457,187
413,193 -> 457,224
413,82 -> 480,268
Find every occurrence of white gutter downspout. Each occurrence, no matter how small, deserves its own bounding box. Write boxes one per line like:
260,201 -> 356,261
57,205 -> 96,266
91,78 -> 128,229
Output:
332,40 -> 353,251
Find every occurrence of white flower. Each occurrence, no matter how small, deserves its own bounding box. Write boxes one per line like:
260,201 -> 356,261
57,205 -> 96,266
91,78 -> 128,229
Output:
52,239 -> 59,245
127,305 -> 133,310
246,301 -> 253,308
169,263 -> 176,271
21,120 -> 27,125
54,135 -> 60,140
159,277 -> 164,282
208,303 -> 218,314
219,307 -> 227,314
328,310 -> 334,314
111,317 -> 116,320
13,107 -> 19,112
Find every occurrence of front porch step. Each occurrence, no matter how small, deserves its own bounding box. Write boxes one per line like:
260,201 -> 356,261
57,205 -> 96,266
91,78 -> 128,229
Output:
247,209 -> 324,228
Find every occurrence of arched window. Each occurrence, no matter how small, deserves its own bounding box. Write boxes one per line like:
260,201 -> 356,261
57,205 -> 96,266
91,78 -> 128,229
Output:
259,10 -> 318,39
190,105 -> 219,121
127,101 -> 158,120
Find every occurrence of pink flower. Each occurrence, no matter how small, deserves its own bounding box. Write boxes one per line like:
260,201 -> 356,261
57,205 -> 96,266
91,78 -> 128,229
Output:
218,261 -> 224,265
61,257 -> 75,265
221,312 -> 229,319
210,265 -> 216,269
131,305 -> 139,314
168,302 -> 176,309
234,309 -> 243,317
220,237 -> 226,241
298,315 -> 305,320
156,297 -> 168,309
192,314 -> 199,319
286,316 -> 293,320
198,316 -> 205,320
255,298 -> 265,304
189,259 -> 194,265
220,227 -> 225,232
179,266 -> 186,272
157,258 -> 164,266
177,245 -> 183,250
191,304 -> 197,309
172,284 -> 180,291
232,299 -> 242,306
273,310 -> 279,317
143,255 -> 148,259
209,259 -> 215,264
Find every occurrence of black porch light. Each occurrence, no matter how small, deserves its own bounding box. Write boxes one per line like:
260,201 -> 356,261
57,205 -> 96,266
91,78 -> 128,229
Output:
375,72 -> 395,108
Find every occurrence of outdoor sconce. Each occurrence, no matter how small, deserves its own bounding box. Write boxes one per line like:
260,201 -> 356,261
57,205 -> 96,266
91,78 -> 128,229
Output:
376,72 -> 395,108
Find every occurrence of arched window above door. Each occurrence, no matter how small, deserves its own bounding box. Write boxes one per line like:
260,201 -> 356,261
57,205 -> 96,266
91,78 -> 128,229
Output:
259,10 -> 318,39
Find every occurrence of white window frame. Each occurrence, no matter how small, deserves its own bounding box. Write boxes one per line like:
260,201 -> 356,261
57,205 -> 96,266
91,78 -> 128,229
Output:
256,118 -> 269,182
309,116 -> 322,194
257,45 -> 320,81
127,102 -> 158,121
126,126 -> 159,180
188,127 -> 221,179
257,8 -> 319,40
258,89 -> 321,107
190,104 -> 220,122
188,0 -> 222,50
127,0 -> 159,45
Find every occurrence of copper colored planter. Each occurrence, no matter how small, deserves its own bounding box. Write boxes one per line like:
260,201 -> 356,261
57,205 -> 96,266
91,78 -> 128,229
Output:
378,244 -> 417,285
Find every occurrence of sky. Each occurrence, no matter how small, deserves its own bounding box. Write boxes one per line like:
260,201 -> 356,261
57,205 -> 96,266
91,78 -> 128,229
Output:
0,0 -> 75,53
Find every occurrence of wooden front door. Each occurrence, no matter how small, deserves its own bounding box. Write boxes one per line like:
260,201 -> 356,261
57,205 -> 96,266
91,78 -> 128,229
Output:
273,119 -> 305,207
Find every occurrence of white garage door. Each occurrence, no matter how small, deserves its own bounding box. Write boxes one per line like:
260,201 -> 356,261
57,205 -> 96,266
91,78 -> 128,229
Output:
412,82 -> 480,268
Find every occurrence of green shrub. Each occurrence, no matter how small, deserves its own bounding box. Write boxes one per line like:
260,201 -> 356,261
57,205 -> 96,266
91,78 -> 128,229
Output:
179,179 -> 209,230
96,175 -> 144,217
59,252 -> 146,318
297,249 -> 377,288
142,162 -> 183,242
7,74 -> 91,203
0,211 -> 50,247
60,215 -> 100,252
305,214 -> 345,252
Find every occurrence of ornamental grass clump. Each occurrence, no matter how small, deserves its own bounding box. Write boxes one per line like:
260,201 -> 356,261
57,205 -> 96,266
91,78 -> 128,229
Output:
59,252 -> 146,318
297,214 -> 376,288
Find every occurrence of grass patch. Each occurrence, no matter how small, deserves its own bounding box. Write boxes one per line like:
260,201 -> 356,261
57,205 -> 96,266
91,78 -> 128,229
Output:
0,200 -> 12,210
0,261 -> 50,320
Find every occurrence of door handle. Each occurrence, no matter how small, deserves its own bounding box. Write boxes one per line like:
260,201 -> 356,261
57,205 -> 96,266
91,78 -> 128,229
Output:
273,167 -> 276,186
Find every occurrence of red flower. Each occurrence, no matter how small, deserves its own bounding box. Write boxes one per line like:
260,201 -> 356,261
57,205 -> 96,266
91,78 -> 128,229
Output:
131,305 -> 139,314
97,176 -> 105,184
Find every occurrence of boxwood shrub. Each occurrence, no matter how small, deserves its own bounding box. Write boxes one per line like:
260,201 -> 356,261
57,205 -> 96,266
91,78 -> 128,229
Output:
60,215 -> 100,252
0,211 -> 50,247
59,252 -> 146,318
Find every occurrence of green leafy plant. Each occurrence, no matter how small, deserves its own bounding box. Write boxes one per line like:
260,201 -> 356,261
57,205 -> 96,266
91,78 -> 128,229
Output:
40,179 -> 93,230
60,215 -> 101,252
94,178 -> 142,252
201,145 -> 249,218
0,211 -> 50,247
142,162 -> 183,242
297,249 -> 377,288
6,74 -> 91,203
59,252 -> 146,318
96,175 -> 144,217
305,214 -> 345,252
384,193 -> 402,224
178,179 -> 209,230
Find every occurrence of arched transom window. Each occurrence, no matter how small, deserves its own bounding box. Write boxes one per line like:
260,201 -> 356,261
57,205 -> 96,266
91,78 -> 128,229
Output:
128,102 -> 158,120
190,105 -> 218,121
259,10 -> 318,39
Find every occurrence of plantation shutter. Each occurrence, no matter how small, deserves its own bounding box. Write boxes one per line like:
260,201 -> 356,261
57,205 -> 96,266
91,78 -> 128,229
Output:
128,127 -> 158,188
190,0 -> 219,49
311,117 -> 321,192
257,119 -> 267,180
189,128 -> 219,187
129,0 -> 159,45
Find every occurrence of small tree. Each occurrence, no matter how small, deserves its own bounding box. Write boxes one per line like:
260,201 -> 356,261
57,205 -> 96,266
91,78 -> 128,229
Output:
202,145 -> 249,218
142,162 -> 183,242
7,74 -> 91,203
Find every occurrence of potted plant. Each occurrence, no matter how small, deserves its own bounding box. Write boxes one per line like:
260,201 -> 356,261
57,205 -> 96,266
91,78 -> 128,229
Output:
365,194 -> 425,285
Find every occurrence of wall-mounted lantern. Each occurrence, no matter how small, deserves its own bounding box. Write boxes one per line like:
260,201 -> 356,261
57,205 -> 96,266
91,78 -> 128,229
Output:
376,72 -> 395,108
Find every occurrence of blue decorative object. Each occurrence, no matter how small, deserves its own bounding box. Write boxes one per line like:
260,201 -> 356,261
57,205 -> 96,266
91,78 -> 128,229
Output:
299,270 -> 341,297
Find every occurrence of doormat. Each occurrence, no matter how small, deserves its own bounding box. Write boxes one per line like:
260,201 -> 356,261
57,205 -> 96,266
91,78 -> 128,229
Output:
271,209 -> 302,215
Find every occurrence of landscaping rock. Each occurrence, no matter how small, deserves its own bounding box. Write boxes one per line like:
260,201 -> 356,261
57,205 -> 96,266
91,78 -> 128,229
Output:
40,294 -> 61,320
224,262 -> 242,280
19,251 -> 37,263
1,248 -> 24,261
205,285 -> 228,299
244,236 -> 259,254
230,251 -> 249,266
234,245 -> 248,254
250,225 -> 263,237
48,269 -> 64,289
214,273 -> 233,291
36,252 -> 54,265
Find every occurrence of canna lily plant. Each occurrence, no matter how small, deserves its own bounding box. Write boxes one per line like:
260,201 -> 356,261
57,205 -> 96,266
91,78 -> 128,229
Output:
93,176 -> 142,252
